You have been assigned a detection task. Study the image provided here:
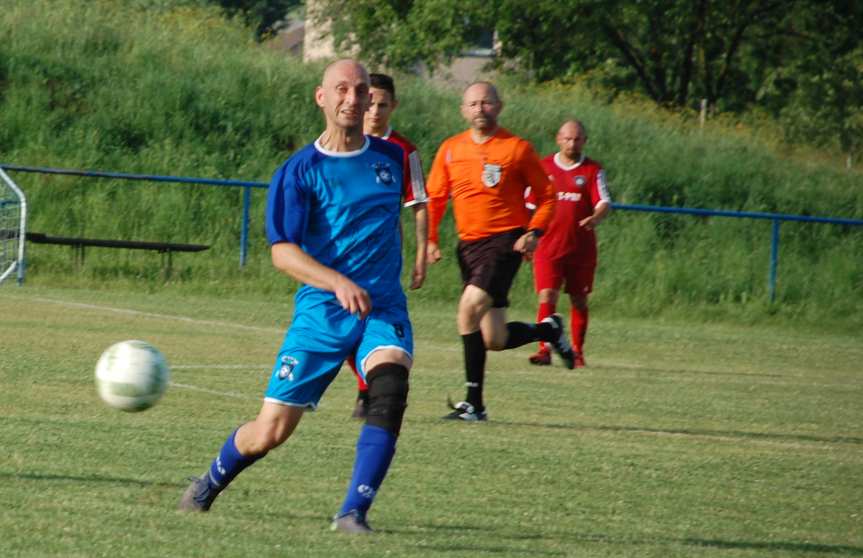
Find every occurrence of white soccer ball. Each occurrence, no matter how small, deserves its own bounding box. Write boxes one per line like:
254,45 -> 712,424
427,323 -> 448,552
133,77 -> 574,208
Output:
95,340 -> 170,412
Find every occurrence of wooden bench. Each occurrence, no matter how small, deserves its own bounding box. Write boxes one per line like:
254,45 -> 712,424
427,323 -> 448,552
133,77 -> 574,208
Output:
25,232 -> 209,278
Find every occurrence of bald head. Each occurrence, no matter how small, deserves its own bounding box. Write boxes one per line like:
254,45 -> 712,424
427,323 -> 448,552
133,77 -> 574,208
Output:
315,59 -> 371,135
461,81 -> 503,134
321,58 -> 370,89
558,119 -> 587,138
556,119 -> 588,163
463,81 -> 501,104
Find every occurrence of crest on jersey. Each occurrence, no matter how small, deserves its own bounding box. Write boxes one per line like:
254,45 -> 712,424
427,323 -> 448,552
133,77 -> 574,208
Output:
278,356 -> 299,381
574,176 -> 586,188
372,162 -> 394,185
481,163 -> 502,187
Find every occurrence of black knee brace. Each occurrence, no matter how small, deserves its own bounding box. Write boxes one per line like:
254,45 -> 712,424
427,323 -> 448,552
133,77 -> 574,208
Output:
365,363 -> 409,437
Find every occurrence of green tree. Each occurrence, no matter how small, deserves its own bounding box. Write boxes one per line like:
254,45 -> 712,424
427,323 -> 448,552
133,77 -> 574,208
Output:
315,0 -> 796,110
209,0 -> 301,39
494,0 -> 799,111
312,0 -> 862,164
756,1 -> 863,165
309,0 -> 495,71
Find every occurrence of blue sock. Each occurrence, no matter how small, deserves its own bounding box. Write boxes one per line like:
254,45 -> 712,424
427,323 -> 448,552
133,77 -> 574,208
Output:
338,425 -> 397,517
207,429 -> 262,491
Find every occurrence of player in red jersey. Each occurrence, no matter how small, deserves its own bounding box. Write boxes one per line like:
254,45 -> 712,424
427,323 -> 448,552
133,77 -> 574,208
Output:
526,120 -> 611,367
347,73 -> 428,418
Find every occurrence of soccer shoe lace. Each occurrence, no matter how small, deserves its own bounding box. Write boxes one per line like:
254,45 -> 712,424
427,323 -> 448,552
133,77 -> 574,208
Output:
331,510 -> 374,534
541,314 -> 576,370
442,398 -> 488,421
178,475 -> 219,512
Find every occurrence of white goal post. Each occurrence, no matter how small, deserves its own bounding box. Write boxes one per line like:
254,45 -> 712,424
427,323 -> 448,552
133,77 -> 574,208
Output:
0,167 -> 27,286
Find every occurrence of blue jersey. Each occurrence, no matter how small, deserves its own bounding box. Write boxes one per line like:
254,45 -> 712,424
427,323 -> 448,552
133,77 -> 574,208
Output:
266,136 -> 406,307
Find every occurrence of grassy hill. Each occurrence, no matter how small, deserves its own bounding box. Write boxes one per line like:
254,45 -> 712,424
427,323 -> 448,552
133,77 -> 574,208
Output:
1,0 -> 861,329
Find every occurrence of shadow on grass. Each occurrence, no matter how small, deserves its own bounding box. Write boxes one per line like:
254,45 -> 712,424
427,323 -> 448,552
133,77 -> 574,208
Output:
0,470 -> 183,488
413,543 -> 566,556
682,537 -> 863,555
5,471 -> 860,557
383,522 -> 564,555
593,362 -> 787,379
426,418 -> 863,446
388,522 -> 863,556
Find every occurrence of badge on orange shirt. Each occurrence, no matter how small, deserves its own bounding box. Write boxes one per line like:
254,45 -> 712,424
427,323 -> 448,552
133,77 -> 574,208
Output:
482,163 -> 502,187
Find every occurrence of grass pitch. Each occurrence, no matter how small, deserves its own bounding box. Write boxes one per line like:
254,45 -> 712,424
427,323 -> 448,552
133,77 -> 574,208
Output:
1,286 -> 861,557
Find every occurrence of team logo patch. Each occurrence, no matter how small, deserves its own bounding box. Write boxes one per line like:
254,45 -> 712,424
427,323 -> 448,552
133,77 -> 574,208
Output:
481,163 -> 502,187
574,176 -> 586,188
357,484 -> 376,499
278,356 -> 299,381
372,162 -> 394,185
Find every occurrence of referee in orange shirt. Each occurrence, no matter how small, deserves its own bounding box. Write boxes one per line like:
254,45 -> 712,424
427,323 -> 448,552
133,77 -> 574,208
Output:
427,81 -> 575,421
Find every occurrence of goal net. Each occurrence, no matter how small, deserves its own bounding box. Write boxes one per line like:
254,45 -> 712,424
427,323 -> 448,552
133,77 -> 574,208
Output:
0,167 -> 27,285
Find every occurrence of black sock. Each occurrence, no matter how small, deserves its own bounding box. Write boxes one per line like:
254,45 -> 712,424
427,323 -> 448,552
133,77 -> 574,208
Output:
503,321 -> 555,349
462,331 -> 486,410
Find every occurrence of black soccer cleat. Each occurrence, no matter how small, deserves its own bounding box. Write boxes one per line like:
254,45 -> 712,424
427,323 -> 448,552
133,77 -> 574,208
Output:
542,314 -> 576,370
178,474 -> 219,512
442,398 -> 488,421
331,510 -> 374,534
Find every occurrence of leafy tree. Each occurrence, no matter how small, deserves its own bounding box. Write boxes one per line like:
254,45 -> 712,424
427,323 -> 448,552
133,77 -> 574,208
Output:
494,0 -> 799,111
312,0 -> 862,164
309,0 -> 495,71
208,0 -> 301,39
755,1 -> 863,164
314,0 -> 796,110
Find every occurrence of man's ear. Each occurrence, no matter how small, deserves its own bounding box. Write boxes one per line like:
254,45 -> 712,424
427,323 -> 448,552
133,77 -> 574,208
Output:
314,86 -> 325,109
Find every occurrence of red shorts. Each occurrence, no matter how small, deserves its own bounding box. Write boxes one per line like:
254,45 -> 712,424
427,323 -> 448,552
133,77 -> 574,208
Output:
533,254 -> 595,296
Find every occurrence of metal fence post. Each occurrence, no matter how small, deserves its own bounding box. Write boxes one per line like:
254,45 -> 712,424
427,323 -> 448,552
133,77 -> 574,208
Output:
769,219 -> 780,303
240,186 -> 250,267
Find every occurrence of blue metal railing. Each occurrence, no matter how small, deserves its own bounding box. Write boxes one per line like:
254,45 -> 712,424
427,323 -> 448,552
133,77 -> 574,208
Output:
614,203 -> 863,302
3,164 -> 863,301
0,164 -> 268,267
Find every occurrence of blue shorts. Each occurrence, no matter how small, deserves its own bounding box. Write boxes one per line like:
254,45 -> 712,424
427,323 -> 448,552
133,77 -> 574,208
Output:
264,297 -> 413,409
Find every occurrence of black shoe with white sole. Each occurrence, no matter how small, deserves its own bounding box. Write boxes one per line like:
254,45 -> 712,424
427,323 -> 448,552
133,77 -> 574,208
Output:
442,399 -> 488,421
541,314 -> 576,370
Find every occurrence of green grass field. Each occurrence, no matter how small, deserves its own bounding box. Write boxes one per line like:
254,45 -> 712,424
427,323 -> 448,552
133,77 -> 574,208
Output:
1,285 -> 861,557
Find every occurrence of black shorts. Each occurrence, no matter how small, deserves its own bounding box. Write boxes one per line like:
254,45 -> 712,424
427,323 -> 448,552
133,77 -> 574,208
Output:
457,228 -> 525,308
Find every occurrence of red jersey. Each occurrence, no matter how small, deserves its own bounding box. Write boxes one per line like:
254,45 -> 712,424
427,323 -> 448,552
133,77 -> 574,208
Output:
527,153 -> 611,264
382,128 -> 428,207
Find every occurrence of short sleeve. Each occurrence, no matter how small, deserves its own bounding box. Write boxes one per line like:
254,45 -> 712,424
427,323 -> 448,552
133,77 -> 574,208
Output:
265,161 -> 308,245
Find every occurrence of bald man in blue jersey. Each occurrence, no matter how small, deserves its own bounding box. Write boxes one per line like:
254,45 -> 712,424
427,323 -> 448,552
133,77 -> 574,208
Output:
179,59 -> 417,534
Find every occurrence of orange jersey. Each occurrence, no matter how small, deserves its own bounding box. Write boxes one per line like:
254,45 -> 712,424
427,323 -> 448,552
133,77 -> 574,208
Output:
426,128 -> 555,243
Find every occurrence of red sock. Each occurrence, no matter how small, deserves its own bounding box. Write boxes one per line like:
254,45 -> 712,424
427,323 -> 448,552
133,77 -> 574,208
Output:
536,302 -> 555,353
347,356 -> 368,393
570,306 -> 589,354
